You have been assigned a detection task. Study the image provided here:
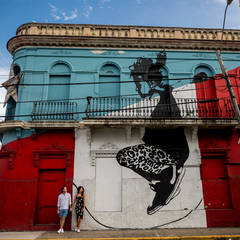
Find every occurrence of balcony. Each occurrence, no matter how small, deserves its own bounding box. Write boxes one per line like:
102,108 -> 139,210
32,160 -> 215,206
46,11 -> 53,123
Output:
31,101 -> 78,121
85,96 -> 235,123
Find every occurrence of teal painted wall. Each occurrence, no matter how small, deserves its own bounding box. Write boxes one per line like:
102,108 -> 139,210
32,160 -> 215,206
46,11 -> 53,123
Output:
9,47 -> 240,122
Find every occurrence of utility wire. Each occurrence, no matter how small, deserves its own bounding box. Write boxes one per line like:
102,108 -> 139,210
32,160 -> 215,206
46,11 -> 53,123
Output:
72,182 -> 203,230
0,84 -> 231,105
1,96 -> 234,119
0,74 -> 236,88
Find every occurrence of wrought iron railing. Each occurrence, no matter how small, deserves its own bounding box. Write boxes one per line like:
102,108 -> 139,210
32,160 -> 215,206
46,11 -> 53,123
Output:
32,101 -> 78,121
85,96 -> 235,119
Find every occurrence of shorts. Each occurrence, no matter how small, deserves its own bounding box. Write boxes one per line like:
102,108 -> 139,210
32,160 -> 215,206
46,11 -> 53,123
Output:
59,209 -> 68,217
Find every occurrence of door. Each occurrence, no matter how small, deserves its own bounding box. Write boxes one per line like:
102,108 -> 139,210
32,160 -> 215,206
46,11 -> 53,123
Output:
36,170 -> 65,224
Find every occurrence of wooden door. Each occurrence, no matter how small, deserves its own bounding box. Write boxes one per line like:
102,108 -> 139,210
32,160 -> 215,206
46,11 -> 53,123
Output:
36,170 -> 65,224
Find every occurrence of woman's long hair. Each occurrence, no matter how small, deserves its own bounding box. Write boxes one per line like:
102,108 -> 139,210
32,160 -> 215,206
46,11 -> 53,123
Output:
77,186 -> 85,196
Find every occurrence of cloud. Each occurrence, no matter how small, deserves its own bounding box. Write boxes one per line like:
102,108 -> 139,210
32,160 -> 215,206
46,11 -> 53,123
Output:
49,3 -> 78,21
101,0 -> 111,3
62,9 -> 78,21
212,0 -> 226,3
83,5 -> 93,18
99,0 -> 112,8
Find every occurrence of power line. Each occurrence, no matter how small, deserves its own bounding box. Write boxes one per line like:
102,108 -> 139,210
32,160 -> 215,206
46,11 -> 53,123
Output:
0,84 -> 231,105
0,74 -> 236,89
0,96 -> 234,119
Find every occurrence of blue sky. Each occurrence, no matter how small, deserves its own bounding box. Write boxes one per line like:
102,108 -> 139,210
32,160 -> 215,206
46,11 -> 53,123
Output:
0,0 -> 240,114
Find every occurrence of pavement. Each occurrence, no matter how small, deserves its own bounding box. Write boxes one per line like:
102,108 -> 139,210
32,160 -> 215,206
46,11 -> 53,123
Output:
1,228 -> 240,240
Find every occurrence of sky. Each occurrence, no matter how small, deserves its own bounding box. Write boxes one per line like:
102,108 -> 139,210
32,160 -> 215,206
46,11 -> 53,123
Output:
0,0 -> 240,116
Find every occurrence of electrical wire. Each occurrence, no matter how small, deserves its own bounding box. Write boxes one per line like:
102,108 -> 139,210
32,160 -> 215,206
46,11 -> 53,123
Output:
72,182 -> 203,230
0,74 -> 234,89
0,96 -> 234,119
0,83 -> 231,105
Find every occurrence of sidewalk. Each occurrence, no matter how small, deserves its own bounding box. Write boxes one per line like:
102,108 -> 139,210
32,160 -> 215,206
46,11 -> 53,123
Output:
1,228 -> 240,240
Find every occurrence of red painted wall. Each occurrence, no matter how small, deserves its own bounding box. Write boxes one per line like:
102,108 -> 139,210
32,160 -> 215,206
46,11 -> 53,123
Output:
0,130 -> 75,231
197,67 -> 240,227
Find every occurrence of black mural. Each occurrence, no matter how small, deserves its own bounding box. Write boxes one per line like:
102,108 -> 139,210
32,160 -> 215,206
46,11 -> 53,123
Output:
116,52 -> 189,215
129,51 -> 180,118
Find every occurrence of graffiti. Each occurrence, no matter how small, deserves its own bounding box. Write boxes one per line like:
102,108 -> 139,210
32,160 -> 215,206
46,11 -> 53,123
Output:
129,51 -> 180,118
116,52 -> 189,215
117,128 -> 189,215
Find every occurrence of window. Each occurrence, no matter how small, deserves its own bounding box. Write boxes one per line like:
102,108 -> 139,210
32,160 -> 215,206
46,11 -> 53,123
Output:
99,64 -> 120,97
48,63 -> 70,101
194,66 -> 216,100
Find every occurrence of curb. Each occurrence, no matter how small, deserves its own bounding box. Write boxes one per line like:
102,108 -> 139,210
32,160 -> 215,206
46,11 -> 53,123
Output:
5,235 -> 240,240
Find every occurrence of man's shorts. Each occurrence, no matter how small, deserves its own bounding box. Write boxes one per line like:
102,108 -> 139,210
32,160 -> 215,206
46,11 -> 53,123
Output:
59,209 -> 68,217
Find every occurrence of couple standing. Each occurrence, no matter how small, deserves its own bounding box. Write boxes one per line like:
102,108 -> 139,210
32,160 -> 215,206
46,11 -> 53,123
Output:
57,186 -> 85,234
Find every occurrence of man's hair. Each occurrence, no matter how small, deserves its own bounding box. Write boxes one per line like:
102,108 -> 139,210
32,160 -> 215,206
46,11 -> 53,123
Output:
61,186 -> 67,193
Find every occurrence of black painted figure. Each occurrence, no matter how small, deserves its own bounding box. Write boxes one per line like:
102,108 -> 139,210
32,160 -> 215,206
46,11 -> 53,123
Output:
129,51 -> 181,118
116,52 -> 189,215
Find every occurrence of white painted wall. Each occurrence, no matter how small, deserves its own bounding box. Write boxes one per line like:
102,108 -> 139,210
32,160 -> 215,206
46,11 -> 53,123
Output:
73,126 -> 206,230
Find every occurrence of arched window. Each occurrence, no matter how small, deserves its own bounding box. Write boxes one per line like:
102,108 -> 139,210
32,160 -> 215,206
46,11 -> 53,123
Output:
194,65 -> 216,100
99,64 -> 120,97
5,64 -> 21,120
194,65 -> 218,117
48,63 -> 70,100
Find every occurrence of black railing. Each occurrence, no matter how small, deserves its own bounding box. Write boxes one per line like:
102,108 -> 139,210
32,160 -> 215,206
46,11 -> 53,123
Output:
32,101 -> 78,121
85,96 -> 235,119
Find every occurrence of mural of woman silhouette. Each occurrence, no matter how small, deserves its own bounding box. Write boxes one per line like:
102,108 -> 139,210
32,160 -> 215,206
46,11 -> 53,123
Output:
116,51 -> 189,215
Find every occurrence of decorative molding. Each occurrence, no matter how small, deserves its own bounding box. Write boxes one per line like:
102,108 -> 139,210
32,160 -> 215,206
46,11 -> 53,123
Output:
91,142 -> 119,166
201,146 -> 229,160
34,143 -> 73,168
99,142 -> 119,150
0,145 -> 16,169
42,142 -> 66,151
7,23 -> 240,54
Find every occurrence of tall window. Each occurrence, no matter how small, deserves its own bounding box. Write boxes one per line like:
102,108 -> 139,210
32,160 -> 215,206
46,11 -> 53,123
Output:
194,66 -> 218,117
99,64 -> 120,97
5,65 -> 21,120
194,66 -> 216,100
48,63 -> 70,101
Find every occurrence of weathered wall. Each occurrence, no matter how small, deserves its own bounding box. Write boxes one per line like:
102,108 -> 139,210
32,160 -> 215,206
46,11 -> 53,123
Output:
0,130 -> 74,230
74,126 -> 206,229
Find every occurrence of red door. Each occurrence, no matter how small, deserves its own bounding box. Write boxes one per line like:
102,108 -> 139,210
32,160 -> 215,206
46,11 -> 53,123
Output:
36,170 -> 65,224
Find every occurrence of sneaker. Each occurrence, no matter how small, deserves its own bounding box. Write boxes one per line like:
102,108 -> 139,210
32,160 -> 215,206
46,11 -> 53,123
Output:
61,229 -> 64,233
147,166 -> 185,215
77,229 -> 81,233
57,229 -> 62,234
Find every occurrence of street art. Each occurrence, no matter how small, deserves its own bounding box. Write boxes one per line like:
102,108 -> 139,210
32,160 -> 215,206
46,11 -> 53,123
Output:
116,52 -> 189,215
129,51 -> 180,118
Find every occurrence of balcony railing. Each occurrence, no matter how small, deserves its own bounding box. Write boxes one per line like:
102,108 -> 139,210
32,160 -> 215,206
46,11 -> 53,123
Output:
32,101 -> 78,121
85,97 -> 235,119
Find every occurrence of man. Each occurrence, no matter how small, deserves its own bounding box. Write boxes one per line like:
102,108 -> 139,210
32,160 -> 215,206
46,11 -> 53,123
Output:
57,186 -> 72,234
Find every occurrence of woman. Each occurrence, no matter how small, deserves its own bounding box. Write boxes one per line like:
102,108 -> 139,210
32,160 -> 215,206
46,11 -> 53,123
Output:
71,186 -> 85,232
116,51 -> 189,215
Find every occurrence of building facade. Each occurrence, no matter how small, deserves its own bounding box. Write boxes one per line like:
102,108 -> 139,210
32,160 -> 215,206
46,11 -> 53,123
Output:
1,23 -> 240,230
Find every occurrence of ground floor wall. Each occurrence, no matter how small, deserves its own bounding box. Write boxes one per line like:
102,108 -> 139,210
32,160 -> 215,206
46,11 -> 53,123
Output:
0,130 -> 75,231
199,128 -> 240,227
73,126 -> 207,229
0,126 -> 240,230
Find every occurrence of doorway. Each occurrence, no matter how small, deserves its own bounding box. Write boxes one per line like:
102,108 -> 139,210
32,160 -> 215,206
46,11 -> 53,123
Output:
35,169 -> 65,225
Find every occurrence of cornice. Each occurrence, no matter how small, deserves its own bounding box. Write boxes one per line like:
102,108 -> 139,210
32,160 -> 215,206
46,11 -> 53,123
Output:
7,22 -> 240,54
